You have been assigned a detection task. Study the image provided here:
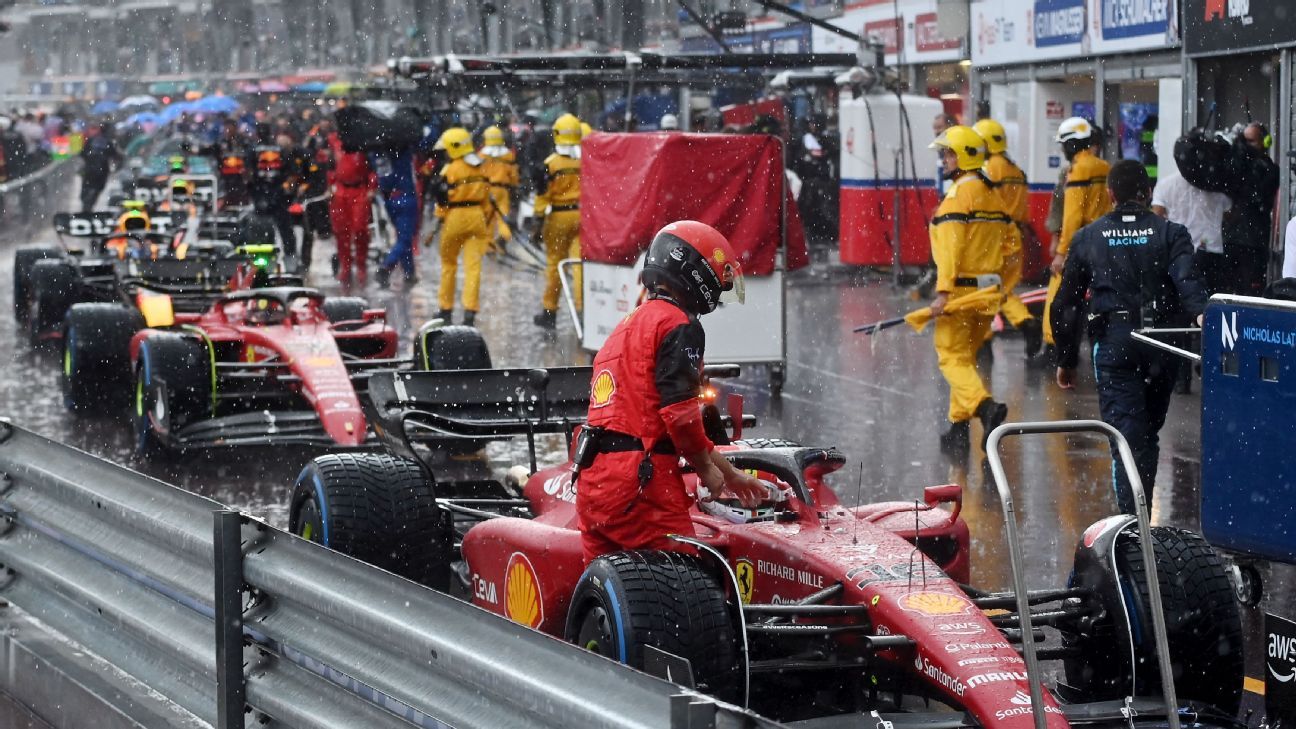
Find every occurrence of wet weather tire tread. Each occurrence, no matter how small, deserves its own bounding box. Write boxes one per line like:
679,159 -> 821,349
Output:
567,551 -> 738,700
417,325 -> 491,371
290,453 -> 451,591
63,303 -> 143,412
28,259 -> 78,347
14,245 -> 64,323
321,297 -> 368,324
1066,526 -> 1243,714
731,438 -> 801,449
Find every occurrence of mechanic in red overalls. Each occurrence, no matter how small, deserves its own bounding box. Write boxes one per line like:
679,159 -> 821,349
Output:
575,221 -> 765,563
329,148 -> 374,289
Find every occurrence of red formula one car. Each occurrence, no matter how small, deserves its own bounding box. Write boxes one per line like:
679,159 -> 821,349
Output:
289,360 -> 1245,728
62,282 -> 489,456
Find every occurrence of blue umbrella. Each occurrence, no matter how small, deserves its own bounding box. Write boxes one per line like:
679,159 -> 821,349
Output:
292,81 -> 328,94
158,101 -> 197,123
122,111 -> 161,126
91,99 -> 119,114
191,95 -> 240,114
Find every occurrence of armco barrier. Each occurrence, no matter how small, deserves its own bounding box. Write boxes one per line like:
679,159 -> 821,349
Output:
0,421 -> 783,729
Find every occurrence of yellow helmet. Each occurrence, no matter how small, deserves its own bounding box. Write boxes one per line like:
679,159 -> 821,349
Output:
482,125 -> 505,147
435,127 -> 474,159
553,113 -> 583,145
930,126 -> 987,171
580,122 -> 593,139
972,119 -> 1008,155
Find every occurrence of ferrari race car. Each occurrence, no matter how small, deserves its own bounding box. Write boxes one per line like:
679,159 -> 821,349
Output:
14,203 -> 282,347
288,358 -> 1244,728
61,286 -> 484,456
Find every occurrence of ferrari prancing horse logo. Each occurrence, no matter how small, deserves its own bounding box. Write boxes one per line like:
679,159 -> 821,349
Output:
735,559 -> 754,604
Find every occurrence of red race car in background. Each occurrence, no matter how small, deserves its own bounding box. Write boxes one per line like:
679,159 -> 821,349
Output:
62,283 -> 485,457
288,354 -> 1245,729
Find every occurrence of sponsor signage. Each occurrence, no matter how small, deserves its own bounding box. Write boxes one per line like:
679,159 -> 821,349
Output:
1268,613 -> 1296,722
972,0 -> 1176,66
812,0 -> 966,64
1184,0 -> 1296,55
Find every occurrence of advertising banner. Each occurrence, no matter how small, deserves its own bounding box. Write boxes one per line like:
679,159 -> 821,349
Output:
972,0 -> 1176,66
812,0 -> 966,64
1183,0 -> 1296,55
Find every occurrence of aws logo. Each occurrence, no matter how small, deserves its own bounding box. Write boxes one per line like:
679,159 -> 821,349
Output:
1221,311 -> 1238,351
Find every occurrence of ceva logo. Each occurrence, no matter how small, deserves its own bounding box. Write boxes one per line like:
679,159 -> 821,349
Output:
1221,311 -> 1238,351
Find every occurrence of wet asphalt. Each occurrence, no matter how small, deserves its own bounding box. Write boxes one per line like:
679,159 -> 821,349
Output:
1,172 -> 1290,721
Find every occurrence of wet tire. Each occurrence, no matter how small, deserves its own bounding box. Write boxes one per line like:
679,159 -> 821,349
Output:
27,259 -> 79,347
62,303 -> 144,413
134,334 -> 212,458
14,244 -> 64,323
289,453 -> 452,590
566,551 -> 738,700
732,438 -> 801,449
415,325 -> 492,371
1065,526 -> 1243,715
321,296 -> 368,324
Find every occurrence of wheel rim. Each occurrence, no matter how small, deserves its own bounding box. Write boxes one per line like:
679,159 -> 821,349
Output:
296,498 -> 324,543
575,604 -> 615,658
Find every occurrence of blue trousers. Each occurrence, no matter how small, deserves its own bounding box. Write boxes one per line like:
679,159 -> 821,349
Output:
381,193 -> 418,276
1094,325 -> 1179,514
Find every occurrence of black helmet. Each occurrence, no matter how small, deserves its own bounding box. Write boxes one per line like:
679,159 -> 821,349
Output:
640,220 -> 744,315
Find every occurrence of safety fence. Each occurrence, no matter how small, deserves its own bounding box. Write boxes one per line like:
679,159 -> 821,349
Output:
0,420 -> 783,729
0,155 -> 74,227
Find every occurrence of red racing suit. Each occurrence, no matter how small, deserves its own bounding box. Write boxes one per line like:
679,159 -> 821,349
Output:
329,150 -> 373,282
577,296 -> 713,563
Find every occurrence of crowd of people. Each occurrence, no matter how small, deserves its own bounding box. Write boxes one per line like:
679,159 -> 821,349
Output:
922,109 -> 1290,514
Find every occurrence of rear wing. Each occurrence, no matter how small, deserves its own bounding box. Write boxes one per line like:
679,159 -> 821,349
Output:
365,366 -> 593,468
54,211 -> 187,237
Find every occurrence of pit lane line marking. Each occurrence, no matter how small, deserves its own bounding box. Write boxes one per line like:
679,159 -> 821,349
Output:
786,358 -> 916,398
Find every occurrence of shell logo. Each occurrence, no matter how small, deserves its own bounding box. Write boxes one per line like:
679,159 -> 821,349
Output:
900,591 -> 972,617
590,370 -> 616,409
504,553 -> 544,629
712,248 -> 726,264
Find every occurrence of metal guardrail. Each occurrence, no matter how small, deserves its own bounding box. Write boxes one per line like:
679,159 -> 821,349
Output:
0,155 -> 72,196
0,420 -> 781,729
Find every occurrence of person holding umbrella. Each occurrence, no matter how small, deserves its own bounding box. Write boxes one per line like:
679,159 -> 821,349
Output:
927,126 -> 1013,453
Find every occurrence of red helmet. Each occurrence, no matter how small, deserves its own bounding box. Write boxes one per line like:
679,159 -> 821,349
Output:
641,220 -> 744,315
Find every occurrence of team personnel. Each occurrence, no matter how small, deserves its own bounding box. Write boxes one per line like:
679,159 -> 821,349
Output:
247,144 -> 298,265
430,128 -> 492,326
928,126 -> 1012,452
532,113 -> 584,329
372,144 -> 421,288
576,221 -> 764,563
1043,117 -> 1112,358
479,125 -> 519,251
974,119 -> 1043,358
329,147 -> 374,290
1052,160 -> 1206,514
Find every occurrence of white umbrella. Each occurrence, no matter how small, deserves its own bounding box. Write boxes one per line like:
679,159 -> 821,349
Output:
120,95 -> 160,109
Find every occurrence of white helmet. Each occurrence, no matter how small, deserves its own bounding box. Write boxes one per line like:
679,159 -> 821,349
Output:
1055,116 -> 1095,143
659,113 -> 679,130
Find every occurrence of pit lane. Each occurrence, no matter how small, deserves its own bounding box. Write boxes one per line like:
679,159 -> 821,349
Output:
0,174 -> 1289,722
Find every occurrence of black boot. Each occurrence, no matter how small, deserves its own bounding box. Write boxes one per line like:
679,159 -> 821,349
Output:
435,309 -> 453,322
940,421 -> 970,454
462,310 -> 476,327
375,266 -> 392,290
533,310 -> 556,329
975,398 -> 1009,448
1019,318 -> 1043,359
